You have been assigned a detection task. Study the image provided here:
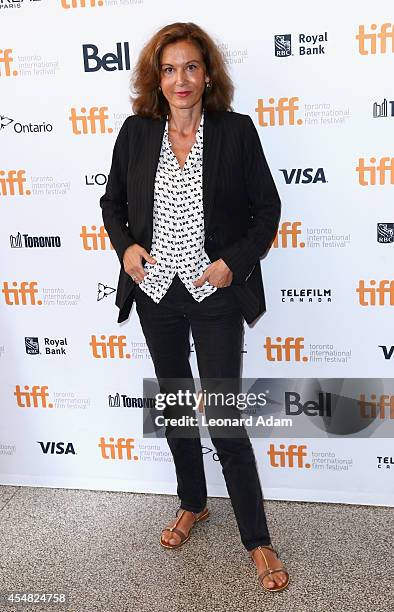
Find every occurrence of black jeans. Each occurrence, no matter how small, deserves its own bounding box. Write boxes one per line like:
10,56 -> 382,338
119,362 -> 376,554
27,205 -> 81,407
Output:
134,273 -> 271,550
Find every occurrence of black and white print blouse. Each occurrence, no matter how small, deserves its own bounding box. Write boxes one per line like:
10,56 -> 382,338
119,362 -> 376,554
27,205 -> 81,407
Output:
138,110 -> 218,303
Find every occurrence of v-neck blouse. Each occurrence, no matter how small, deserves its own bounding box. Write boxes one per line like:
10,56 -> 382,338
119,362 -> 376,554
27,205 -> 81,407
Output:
137,111 -> 217,303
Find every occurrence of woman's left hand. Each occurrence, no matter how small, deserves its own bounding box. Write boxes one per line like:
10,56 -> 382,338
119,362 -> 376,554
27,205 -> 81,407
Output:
193,259 -> 233,288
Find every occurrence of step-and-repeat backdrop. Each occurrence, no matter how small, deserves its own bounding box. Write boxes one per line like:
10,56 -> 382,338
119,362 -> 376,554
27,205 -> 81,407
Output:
1,1 -> 393,506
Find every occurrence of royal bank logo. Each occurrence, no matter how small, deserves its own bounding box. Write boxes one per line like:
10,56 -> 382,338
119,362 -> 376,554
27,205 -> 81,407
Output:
373,99 -> 394,118
274,35 -> 291,57
10,232 -> 62,248
97,282 -> 116,302
25,337 -> 39,355
275,31 -> 328,57
377,223 -> 394,243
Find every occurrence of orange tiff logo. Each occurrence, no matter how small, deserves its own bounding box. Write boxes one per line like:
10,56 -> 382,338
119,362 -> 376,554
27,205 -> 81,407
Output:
356,157 -> 394,185
359,394 -> 394,418
2,281 -> 41,305
0,49 -> 17,77
98,437 -> 138,460
0,171 -> 30,196
267,443 -> 310,468
273,222 -> 305,248
14,385 -> 52,408
69,107 -> 112,134
356,23 -> 394,55
61,0 -> 103,8
90,335 -> 130,359
356,280 -> 394,306
264,337 -> 307,362
255,97 -> 302,127
80,225 -> 114,250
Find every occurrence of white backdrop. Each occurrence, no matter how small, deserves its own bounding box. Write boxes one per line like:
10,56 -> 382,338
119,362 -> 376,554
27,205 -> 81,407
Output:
1,0 -> 393,506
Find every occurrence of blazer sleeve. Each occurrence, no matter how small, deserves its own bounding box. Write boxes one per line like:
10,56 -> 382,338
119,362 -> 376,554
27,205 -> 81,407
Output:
218,115 -> 281,284
99,116 -> 136,266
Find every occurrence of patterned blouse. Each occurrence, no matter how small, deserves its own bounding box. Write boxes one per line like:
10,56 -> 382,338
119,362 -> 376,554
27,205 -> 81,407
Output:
137,110 -> 217,303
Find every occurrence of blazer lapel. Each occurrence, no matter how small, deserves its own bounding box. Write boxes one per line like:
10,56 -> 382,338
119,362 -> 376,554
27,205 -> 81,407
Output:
202,110 -> 222,232
143,109 -> 222,248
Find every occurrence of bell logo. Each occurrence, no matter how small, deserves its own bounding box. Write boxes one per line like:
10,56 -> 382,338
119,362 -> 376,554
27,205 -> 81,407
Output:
264,337 -> 307,362
356,157 -> 394,185
98,437 -> 138,460
359,394 -> 394,419
0,170 -> 30,196
356,23 -> 394,55
267,443 -> 310,468
273,222 -> 305,248
356,280 -> 394,306
69,107 -> 112,135
90,335 -> 130,359
14,385 -> 52,408
80,225 -> 113,250
1,281 -> 41,305
0,48 -> 17,77
255,97 -> 302,127
83,43 -> 130,72
61,0 -> 103,8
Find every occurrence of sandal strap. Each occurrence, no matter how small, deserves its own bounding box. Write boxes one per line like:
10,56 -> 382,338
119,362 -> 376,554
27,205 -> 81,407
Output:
259,567 -> 289,581
161,526 -> 187,542
250,545 -> 279,562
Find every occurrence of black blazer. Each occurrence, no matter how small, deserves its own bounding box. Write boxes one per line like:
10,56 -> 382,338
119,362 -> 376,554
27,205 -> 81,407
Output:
99,109 -> 281,325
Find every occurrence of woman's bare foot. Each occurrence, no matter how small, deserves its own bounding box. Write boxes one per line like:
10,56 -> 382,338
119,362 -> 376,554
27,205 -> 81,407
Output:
161,508 -> 208,546
250,545 -> 289,590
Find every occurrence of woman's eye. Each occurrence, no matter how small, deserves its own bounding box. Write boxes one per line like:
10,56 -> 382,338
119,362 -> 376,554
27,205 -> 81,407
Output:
164,67 -> 173,74
187,64 -> 197,70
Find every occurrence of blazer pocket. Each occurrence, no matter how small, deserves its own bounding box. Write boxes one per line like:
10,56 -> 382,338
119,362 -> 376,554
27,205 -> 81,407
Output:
115,267 -> 135,309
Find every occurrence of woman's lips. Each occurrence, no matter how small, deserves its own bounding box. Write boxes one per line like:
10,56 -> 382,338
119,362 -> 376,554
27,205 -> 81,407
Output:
175,91 -> 191,97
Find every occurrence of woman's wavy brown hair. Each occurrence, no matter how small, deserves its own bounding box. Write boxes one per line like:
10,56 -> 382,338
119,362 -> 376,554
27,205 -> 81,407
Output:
130,22 -> 234,119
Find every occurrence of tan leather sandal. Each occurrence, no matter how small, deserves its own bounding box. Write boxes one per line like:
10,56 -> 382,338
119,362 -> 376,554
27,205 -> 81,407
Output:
160,506 -> 209,549
250,545 -> 290,592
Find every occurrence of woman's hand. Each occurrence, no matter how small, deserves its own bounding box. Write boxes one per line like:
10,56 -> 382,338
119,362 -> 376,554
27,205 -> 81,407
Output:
193,259 -> 233,288
123,244 -> 156,283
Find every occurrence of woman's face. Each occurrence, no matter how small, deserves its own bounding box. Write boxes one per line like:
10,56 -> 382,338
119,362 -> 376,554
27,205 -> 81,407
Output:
159,39 -> 210,113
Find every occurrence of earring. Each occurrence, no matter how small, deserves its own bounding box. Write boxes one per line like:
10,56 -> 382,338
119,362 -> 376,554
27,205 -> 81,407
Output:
206,81 -> 212,88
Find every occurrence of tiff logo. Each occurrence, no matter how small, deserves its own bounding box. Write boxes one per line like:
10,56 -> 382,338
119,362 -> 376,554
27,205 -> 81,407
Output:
267,443 -> 310,468
356,157 -> 394,185
1,281 -> 41,305
14,384 -> 52,408
69,107 -> 112,134
0,49 -> 17,77
273,222 -> 305,248
255,97 -> 302,127
0,170 -> 30,196
356,23 -> 394,55
80,225 -> 113,250
98,437 -> 138,460
89,335 -> 130,359
264,337 -> 307,362
356,280 -> 394,306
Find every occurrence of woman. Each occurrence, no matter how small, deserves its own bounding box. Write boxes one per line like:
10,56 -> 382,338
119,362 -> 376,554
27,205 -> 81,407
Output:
100,22 -> 289,593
